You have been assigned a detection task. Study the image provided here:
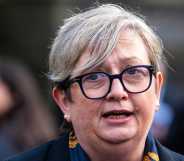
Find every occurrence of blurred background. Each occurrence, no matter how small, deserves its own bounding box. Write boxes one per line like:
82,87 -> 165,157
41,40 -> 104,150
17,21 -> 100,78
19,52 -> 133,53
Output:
0,0 -> 184,156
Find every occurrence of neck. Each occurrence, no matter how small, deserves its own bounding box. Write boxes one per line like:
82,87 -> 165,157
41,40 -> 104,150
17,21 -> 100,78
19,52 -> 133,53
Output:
85,137 -> 146,161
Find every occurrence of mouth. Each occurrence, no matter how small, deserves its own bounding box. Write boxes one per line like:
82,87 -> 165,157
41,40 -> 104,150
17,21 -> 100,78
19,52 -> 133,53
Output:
102,110 -> 133,119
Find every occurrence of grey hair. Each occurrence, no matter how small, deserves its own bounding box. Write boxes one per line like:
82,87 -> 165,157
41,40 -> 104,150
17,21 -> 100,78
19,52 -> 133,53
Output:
48,4 -> 164,82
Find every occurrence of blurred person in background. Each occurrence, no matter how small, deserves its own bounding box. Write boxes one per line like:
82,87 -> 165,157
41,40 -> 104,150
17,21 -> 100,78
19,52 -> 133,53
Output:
5,3 -> 184,161
0,58 -> 58,160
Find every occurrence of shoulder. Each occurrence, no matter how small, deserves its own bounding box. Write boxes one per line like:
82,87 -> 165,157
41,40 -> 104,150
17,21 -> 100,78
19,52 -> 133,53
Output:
156,140 -> 184,161
4,133 -> 69,161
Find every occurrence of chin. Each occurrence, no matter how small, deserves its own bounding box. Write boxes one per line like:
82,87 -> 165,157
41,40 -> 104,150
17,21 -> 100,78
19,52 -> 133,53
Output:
98,128 -> 137,144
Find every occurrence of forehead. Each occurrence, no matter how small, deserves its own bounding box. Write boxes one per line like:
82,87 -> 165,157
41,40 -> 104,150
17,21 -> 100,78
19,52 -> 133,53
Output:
73,29 -> 150,75
101,30 -> 150,69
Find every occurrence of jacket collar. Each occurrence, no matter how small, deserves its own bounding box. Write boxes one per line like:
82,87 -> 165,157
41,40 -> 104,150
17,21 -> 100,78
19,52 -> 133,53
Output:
156,139 -> 184,161
47,133 -> 70,161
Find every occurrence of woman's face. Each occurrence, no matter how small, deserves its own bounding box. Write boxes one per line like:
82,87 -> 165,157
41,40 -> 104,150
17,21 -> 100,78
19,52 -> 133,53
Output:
54,30 -> 163,154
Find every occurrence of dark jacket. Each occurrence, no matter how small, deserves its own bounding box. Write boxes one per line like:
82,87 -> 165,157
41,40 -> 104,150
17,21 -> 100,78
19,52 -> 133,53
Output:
5,133 -> 184,161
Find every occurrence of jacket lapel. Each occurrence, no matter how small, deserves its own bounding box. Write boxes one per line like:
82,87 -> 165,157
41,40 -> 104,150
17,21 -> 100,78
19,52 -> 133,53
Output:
156,140 -> 183,161
47,133 -> 70,161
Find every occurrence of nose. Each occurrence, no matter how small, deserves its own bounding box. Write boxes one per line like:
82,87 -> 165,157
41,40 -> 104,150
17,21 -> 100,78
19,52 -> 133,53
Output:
106,78 -> 128,101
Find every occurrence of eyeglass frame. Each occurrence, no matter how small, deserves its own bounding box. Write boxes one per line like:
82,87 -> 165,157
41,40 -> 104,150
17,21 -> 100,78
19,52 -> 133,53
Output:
56,65 -> 156,100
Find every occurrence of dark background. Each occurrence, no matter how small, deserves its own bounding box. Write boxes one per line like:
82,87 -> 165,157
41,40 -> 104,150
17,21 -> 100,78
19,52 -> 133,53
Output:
1,0 -> 184,100
0,0 -> 184,153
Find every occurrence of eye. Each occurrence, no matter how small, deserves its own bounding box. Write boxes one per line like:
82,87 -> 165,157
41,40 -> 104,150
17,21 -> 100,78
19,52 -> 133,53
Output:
125,67 -> 139,75
87,74 -> 98,80
83,73 -> 106,82
123,66 -> 149,81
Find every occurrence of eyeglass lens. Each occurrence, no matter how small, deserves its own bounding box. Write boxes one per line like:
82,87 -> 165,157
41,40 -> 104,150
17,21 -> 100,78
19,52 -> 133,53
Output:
80,66 -> 152,99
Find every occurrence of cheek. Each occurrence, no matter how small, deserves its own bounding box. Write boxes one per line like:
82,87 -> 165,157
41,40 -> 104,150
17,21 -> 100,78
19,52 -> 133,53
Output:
133,87 -> 158,126
138,91 -> 157,112
70,102 -> 101,137
69,87 -> 102,130
71,100 -> 101,119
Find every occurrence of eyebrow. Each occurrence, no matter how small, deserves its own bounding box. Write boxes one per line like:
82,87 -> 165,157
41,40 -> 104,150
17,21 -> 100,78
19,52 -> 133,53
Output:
87,57 -> 145,74
101,56 -> 145,67
81,57 -> 146,75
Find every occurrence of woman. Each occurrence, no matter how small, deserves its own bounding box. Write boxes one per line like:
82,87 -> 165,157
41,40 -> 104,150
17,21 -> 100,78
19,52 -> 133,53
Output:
6,4 -> 184,161
0,59 -> 58,160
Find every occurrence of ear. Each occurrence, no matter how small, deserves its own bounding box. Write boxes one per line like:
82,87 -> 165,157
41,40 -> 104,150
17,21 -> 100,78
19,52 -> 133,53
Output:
155,71 -> 164,111
52,87 -> 71,121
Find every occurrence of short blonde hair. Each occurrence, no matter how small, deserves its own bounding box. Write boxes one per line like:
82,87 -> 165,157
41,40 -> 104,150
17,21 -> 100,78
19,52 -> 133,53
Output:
49,4 -> 164,82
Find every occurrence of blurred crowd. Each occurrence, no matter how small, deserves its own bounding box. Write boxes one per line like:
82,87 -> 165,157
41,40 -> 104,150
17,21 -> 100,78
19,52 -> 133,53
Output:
0,58 -> 59,160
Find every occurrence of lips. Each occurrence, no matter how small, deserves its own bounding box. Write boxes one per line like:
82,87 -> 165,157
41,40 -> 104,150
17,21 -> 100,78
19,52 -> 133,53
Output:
102,110 -> 133,118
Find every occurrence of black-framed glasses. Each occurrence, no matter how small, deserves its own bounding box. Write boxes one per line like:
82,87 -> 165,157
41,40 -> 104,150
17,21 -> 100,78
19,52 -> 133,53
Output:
57,65 -> 156,99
